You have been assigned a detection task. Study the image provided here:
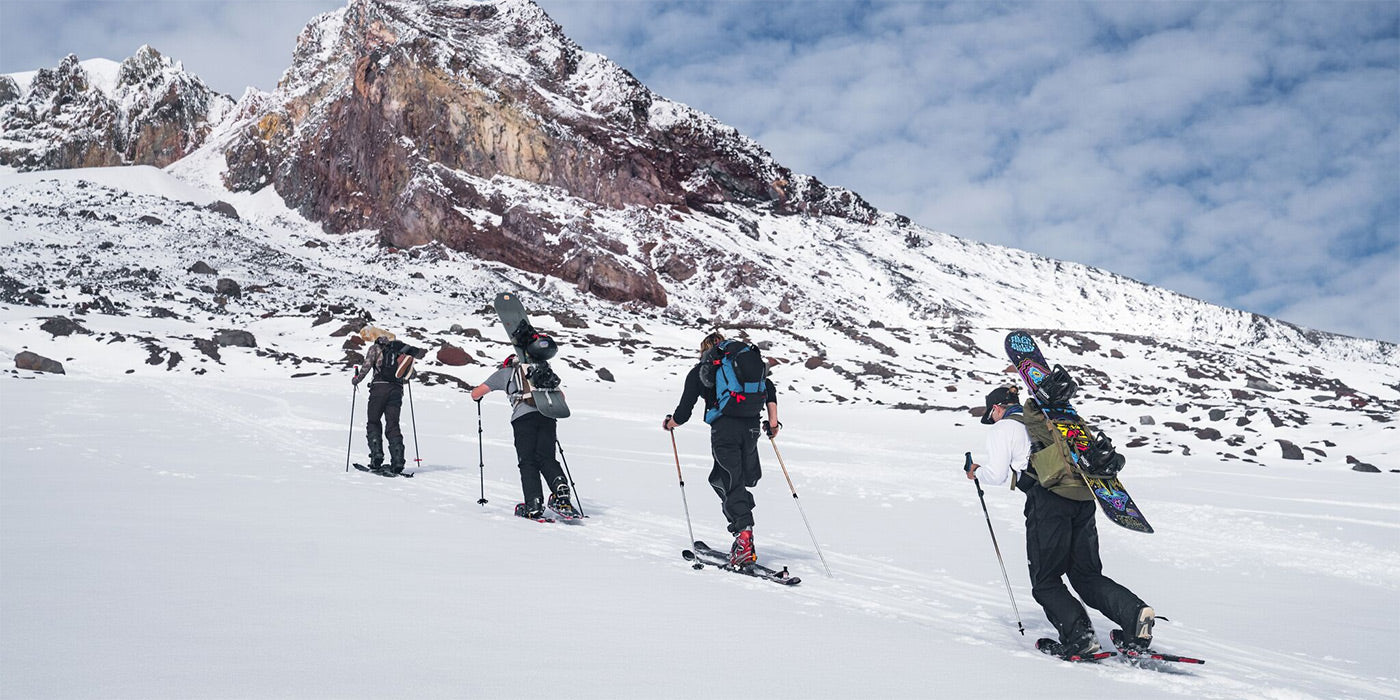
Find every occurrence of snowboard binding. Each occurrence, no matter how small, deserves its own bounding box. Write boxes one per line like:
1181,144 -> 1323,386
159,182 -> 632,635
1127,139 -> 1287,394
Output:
1081,432 -> 1126,477
528,363 -> 561,391
1034,364 -> 1079,406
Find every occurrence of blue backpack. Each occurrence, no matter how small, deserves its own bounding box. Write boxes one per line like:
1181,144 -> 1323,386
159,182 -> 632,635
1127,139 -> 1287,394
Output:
700,340 -> 768,424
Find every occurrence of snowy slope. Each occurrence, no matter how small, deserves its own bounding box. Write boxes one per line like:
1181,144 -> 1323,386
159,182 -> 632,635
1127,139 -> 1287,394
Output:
1,165 -> 1397,699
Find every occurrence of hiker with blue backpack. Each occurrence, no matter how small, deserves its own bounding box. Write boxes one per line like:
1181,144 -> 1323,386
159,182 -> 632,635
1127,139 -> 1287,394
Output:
663,331 -> 780,566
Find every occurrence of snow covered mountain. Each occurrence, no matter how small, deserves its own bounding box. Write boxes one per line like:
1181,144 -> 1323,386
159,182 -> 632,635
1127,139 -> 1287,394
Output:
3,0 -> 1394,364
1,0 -> 1394,469
0,47 -> 234,171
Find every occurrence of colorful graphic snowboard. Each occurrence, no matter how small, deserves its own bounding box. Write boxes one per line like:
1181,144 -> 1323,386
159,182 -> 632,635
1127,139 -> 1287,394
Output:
1004,330 -> 1153,534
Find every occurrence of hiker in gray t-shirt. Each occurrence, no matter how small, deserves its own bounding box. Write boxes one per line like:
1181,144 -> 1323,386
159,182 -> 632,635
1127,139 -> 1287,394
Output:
471,357 -> 574,519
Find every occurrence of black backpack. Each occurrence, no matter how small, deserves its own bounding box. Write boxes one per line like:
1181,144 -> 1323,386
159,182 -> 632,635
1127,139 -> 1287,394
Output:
374,340 -> 406,384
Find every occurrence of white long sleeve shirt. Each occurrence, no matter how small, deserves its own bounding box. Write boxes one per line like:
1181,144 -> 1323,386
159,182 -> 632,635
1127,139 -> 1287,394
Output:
980,417 -> 1032,487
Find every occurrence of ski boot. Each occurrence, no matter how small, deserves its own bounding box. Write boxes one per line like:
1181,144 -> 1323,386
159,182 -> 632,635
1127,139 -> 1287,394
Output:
386,439 -> 407,475
514,498 -> 547,521
1037,628 -> 1107,661
1132,605 -> 1155,645
729,528 -> 756,567
546,482 -> 580,519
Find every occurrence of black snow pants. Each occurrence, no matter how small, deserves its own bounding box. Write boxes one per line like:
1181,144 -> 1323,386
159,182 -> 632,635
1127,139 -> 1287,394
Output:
708,416 -> 763,534
511,411 -> 566,505
1024,483 -> 1147,644
366,382 -> 405,469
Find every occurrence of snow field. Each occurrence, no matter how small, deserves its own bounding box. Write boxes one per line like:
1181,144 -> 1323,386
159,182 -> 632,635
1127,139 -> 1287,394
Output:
2,370 -> 1396,699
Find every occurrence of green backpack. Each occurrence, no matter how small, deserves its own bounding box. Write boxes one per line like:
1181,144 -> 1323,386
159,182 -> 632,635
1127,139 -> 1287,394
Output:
1006,400 -> 1094,501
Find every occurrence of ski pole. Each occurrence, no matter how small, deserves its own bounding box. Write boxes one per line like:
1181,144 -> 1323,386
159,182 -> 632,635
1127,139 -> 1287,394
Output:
345,373 -> 359,473
475,398 -> 487,505
765,426 -> 832,577
555,437 -> 585,517
965,451 -> 1025,636
666,418 -> 701,568
406,372 -> 422,468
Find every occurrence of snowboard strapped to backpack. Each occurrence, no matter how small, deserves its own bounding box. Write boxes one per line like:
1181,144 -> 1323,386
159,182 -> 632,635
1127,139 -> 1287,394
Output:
700,339 -> 768,424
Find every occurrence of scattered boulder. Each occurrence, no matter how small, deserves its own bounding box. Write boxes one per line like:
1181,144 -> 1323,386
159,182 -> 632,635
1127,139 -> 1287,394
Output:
1276,439 -> 1304,460
215,278 -> 241,298
1247,378 -> 1282,392
1194,428 -> 1222,441
212,329 -> 256,348
1346,456 -> 1381,473
330,321 -> 364,337
206,201 -> 240,219
1208,409 -> 1227,422
193,338 -> 221,361
138,215 -> 163,225
39,316 -> 88,337
14,351 -> 64,374
435,343 -> 473,366
1139,415 -> 1155,425
596,367 -> 615,382
187,261 -> 217,275
804,356 -> 825,370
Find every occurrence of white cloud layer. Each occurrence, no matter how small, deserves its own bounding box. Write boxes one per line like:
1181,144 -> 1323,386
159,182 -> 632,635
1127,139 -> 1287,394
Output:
3,1 -> 1396,342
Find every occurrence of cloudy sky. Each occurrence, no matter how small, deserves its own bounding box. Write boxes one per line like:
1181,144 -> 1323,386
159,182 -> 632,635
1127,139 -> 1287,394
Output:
2,1 -> 1397,342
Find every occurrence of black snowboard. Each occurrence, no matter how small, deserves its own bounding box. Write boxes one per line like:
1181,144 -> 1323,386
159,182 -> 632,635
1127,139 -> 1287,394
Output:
493,292 -> 570,419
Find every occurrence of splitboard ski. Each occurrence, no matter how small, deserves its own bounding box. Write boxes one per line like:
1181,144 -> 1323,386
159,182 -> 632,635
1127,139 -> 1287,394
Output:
1004,330 -> 1152,533
1036,638 -> 1116,662
353,463 -> 415,478
546,502 -> 585,522
1111,630 -> 1205,665
681,540 -> 801,586
493,292 -> 570,419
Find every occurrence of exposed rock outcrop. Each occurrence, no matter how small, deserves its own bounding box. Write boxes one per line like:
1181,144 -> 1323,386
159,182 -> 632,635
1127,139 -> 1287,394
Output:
0,47 -> 233,171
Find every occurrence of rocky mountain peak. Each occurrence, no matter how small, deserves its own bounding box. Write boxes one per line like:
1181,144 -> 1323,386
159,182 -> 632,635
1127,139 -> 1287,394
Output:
219,0 -> 877,308
1,49 -> 233,171
117,45 -> 177,89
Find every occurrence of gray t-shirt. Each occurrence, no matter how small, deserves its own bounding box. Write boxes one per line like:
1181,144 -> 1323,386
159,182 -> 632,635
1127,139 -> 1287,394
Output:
484,365 -> 539,422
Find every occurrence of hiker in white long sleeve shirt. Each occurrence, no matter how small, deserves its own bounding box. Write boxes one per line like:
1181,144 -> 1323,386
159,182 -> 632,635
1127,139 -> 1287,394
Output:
967,385 -> 1155,659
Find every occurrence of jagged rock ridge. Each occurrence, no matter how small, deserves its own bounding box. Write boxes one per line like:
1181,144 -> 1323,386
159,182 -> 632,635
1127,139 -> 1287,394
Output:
0,47 -> 234,171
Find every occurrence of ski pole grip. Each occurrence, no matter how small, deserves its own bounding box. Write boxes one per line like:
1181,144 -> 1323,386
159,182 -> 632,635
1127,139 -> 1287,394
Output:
963,452 -> 973,473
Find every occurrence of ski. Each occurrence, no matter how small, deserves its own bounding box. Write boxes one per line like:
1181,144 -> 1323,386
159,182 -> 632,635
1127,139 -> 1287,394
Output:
681,540 -> 801,586
1036,638 -> 1116,662
547,504 -> 585,522
1112,630 -> 1205,664
353,463 -> 415,478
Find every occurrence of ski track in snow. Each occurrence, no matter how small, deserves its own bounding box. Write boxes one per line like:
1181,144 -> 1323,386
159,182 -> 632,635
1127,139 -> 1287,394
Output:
5,372 -> 1394,699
